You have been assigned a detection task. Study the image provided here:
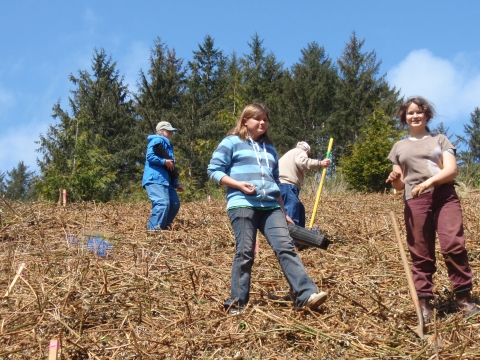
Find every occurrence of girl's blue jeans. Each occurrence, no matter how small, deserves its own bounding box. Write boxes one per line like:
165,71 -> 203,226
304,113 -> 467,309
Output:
224,207 -> 318,309
145,183 -> 180,230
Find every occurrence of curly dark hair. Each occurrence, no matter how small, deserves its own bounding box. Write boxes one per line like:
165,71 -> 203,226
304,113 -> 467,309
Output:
396,96 -> 436,127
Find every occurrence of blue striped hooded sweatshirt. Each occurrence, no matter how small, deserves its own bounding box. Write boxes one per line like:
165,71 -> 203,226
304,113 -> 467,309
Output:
207,135 -> 281,209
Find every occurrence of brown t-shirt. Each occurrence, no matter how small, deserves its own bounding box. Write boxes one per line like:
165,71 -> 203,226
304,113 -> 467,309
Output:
388,134 -> 455,201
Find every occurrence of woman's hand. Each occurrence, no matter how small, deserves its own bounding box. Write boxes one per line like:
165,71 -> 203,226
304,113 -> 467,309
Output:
385,165 -> 405,191
386,171 -> 401,183
410,149 -> 458,198
411,182 -> 429,198
285,214 -> 295,224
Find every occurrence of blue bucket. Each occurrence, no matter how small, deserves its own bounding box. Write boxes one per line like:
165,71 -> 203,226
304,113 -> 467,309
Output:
85,237 -> 113,258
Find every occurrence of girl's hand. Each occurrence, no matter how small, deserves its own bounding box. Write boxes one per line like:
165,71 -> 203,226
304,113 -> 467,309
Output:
411,183 -> 428,198
176,185 -> 185,192
239,182 -> 256,194
386,171 -> 400,183
285,215 -> 295,224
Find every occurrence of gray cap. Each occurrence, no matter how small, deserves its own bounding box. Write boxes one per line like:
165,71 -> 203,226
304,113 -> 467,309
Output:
297,141 -> 310,152
156,121 -> 177,132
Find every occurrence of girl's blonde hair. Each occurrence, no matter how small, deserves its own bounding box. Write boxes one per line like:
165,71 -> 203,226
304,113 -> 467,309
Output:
227,103 -> 273,144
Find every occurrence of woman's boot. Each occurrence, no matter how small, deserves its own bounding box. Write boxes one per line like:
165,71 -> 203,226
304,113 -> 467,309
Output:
456,291 -> 480,317
418,296 -> 433,323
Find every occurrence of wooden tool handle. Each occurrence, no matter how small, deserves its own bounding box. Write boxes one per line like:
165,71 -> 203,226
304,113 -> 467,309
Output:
390,211 -> 424,335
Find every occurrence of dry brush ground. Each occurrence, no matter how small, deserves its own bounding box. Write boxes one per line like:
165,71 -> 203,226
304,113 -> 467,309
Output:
1,191 -> 479,359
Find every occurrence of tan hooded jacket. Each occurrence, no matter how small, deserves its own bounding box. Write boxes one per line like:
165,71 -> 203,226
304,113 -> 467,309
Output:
279,147 -> 322,189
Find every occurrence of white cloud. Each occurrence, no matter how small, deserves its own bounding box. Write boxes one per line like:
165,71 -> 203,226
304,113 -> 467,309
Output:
0,121 -> 48,174
461,73 -> 480,109
387,49 -> 480,131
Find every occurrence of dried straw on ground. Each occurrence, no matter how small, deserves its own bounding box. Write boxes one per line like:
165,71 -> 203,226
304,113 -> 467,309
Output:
1,192 -> 479,359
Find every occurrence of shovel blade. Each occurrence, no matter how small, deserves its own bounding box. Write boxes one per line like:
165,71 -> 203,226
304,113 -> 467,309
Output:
413,324 -> 425,339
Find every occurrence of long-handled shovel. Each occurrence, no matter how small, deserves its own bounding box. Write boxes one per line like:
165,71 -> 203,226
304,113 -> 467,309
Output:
286,138 -> 333,249
389,211 -> 425,339
308,138 -> 333,230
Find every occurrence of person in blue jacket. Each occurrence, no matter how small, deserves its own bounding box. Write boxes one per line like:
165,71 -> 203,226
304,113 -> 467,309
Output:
142,121 -> 184,230
207,103 -> 328,314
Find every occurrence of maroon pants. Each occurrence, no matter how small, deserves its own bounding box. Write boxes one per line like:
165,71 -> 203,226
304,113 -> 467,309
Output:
404,184 -> 472,297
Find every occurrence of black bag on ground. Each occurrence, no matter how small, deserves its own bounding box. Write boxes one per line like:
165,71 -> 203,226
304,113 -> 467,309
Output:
287,223 -> 330,250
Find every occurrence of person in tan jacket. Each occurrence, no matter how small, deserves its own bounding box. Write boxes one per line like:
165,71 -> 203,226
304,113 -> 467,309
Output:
279,141 -> 331,227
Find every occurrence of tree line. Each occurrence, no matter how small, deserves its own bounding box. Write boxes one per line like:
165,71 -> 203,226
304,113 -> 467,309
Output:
1,32 -> 480,202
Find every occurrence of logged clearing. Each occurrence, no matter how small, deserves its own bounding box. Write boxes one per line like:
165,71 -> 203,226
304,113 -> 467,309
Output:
1,192 -> 479,359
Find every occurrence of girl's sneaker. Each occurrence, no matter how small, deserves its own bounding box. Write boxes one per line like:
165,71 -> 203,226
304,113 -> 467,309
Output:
303,292 -> 328,309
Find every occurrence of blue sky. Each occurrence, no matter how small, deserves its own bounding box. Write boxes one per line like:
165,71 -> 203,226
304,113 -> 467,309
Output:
1,1 -> 480,174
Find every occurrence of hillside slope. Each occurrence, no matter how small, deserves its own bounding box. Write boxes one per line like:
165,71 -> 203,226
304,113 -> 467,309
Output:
1,192 -> 479,359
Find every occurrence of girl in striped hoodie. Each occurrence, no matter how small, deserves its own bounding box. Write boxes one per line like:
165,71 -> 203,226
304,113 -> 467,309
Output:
207,103 -> 328,314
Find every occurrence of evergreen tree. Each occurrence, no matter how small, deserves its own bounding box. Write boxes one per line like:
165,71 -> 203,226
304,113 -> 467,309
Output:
218,51 -> 247,128
339,108 -> 404,192
212,51 -> 249,156
135,37 -> 186,134
36,49 -> 141,201
36,102 -> 78,198
431,121 -> 450,136
241,34 -> 285,104
457,107 -> 480,163
330,32 -> 400,161
4,161 -> 37,201
177,35 -> 230,194
431,121 -> 460,146
0,171 -> 6,195
240,34 -> 286,149
456,108 -> 480,188
241,33 -> 267,103
278,42 -> 338,157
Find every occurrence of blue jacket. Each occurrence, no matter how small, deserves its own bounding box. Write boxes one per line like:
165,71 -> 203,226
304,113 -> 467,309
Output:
207,135 -> 281,209
142,135 -> 180,188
